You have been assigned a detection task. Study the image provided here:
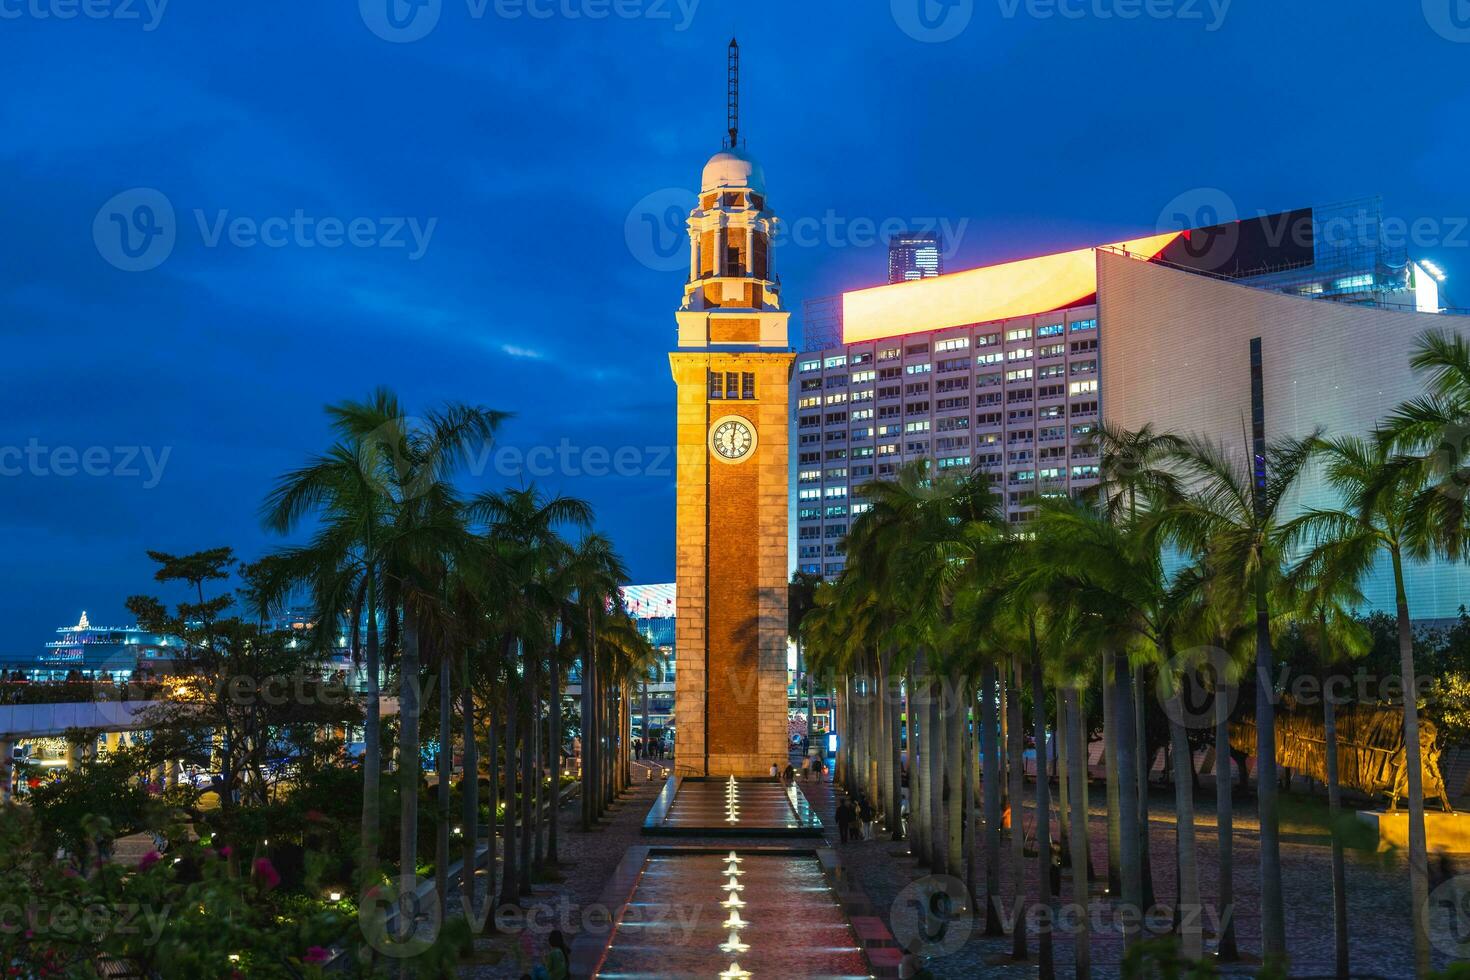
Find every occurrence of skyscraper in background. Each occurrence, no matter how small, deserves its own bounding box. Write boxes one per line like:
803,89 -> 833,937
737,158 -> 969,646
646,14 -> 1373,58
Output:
888,230 -> 943,283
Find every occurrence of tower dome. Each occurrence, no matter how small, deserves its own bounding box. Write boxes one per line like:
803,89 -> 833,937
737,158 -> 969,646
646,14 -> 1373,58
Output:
701,148 -> 765,194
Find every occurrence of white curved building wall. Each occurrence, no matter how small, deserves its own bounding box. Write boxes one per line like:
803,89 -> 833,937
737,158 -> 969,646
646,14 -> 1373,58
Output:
1097,250 -> 1470,620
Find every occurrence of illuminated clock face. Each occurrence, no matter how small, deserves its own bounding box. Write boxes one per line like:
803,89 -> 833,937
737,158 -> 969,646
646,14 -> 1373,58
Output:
710,417 -> 756,462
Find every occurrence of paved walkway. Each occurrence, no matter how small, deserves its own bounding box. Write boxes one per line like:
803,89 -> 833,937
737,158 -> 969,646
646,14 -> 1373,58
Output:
449,762 -> 1452,978
801,773 -> 1454,979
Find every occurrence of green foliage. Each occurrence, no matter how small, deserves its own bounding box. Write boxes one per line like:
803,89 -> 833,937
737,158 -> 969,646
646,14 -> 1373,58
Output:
1120,938 -> 1219,979
27,745 -> 160,859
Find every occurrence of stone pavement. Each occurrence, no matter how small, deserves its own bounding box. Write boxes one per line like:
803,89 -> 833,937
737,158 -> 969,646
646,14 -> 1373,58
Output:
801,773 -> 1454,979
448,760 -> 1455,978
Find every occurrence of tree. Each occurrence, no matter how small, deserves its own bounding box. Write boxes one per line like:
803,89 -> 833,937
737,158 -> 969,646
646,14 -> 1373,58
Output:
262,389 -> 504,892
1160,432 -> 1318,965
1281,433 -> 1433,975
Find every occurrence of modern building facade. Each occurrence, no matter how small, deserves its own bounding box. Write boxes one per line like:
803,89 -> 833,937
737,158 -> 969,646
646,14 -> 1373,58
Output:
794,202 -> 1456,583
888,230 -> 943,283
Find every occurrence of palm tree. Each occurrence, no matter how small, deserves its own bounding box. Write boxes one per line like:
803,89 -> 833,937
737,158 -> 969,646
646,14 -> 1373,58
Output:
470,487 -> 590,900
789,571 -> 823,763
1087,422 -> 1184,915
1280,557 -> 1370,980
556,533 -> 628,831
1160,431 -> 1318,965
1280,433 -> 1433,975
261,389 -> 503,890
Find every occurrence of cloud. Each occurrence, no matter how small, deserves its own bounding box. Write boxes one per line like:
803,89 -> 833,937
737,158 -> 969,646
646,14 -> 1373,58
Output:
500,344 -> 545,360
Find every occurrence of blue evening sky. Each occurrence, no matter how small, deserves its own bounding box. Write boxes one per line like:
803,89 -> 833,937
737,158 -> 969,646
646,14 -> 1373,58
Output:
2,0 -> 1467,648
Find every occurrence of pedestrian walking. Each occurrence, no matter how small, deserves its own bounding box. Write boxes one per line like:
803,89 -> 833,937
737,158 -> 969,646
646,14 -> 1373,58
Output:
860,797 -> 876,840
835,797 -> 854,843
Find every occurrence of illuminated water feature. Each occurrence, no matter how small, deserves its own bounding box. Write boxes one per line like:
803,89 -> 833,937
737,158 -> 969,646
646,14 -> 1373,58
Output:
643,776 -> 823,836
592,851 -> 868,979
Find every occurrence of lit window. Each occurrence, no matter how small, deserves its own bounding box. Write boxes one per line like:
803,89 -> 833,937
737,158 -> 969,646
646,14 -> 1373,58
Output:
1070,318 -> 1098,333
935,337 -> 970,352
825,355 -> 849,369
1037,323 -> 1065,338
799,359 -> 821,373
1006,328 -> 1032,342
1069,379 -> 1098,396
905,363 -> 932,375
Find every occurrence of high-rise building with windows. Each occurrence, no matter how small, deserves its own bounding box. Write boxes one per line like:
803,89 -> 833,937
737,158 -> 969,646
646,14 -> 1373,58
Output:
888,230 -> 943,283
795,202 -> 1459,587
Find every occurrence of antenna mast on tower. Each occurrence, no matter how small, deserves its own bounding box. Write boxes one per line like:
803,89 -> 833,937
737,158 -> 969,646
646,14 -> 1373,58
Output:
725,38 -> 740,149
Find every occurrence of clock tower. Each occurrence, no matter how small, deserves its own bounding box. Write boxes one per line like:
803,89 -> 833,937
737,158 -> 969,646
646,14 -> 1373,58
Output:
669,40 -> 794,777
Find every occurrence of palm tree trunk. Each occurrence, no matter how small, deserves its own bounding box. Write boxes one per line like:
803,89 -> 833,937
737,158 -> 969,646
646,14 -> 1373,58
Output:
1007,652 -> 1029,961
435,648 -> 451,911
550,644 -> 562,865
1391,550 -> 1431,977
398,611 -> 422,901
1253,584 -> 1286,961
1057,696 -> 1070,863
1135,666 -> 1155,912
927,669 -> 945,872
1324,679 -> 1349,978
907,662 -> 924,862
886,655 -> 903,841
1030,646 -> 1055,980
532,652 -> 544,870
1215,676 -> 1238,960
460,652 -> 489,930
946,673 -> 966,878
1102,650 -> 1122,897
581,614 -> 595,829
498,680 -> 519,909
361,589 -> 381,888
485,692 -> 499,915
1114,654 -> 1142,949
519,643 -> 535,896
876,663 -> 891,837
1166,681 -> 1202,960
1065,689 -> 1091,980
981,663 -> 1004,937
